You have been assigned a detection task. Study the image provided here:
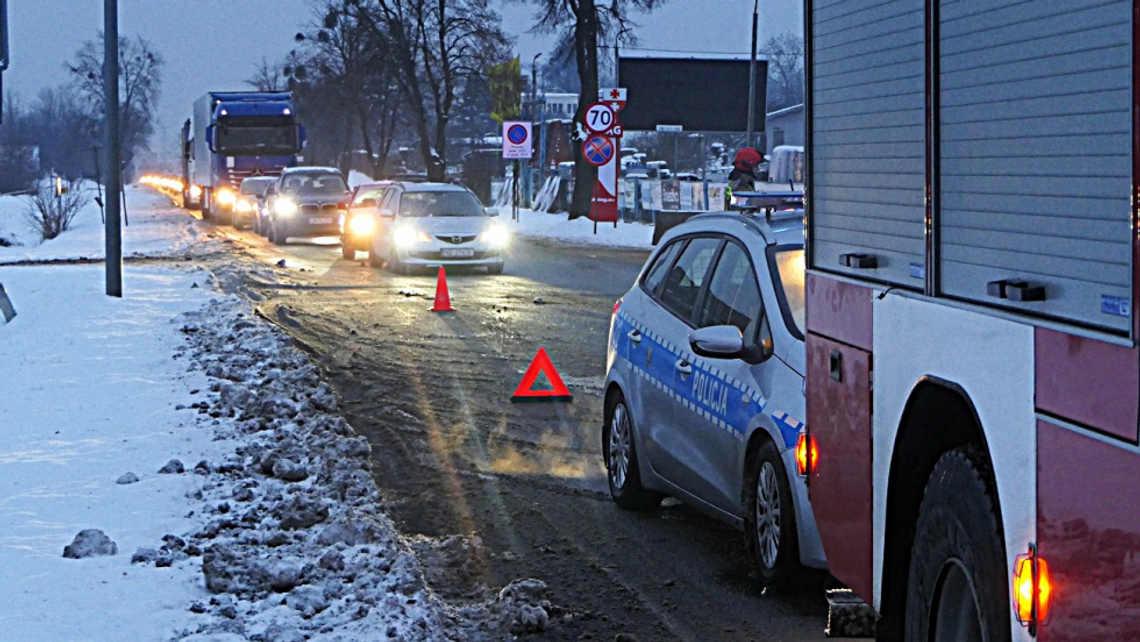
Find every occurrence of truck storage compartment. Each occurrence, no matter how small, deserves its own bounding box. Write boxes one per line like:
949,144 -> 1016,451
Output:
809,0 -> 927,287
936,0 -> 1132,334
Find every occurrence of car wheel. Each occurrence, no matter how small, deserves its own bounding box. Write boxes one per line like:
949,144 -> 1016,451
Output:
271,221 -> 287,245
744,439 -> 800,587
368,250 -> 382,268
487,262 -> 504,275
387,254 -> 407,275
342,241 -> 356,260
604,393 -> 664,511
253,215 -> 262,236
905,449 -> 1009,642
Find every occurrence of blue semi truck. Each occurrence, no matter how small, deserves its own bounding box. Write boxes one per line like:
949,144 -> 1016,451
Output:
181,92 -> 305,225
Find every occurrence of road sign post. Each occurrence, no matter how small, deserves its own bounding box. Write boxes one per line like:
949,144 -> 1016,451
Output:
502,121 -> 533,221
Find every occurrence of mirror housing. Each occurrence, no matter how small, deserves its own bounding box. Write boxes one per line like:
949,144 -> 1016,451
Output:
485,207 -> 500,217
689,325 -> 745,360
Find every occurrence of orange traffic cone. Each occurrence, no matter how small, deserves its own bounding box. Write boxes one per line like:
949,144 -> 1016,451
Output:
431,266 -> 454,312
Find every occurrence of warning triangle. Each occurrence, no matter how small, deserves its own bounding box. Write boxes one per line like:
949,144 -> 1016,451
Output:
511,348 -> 573,403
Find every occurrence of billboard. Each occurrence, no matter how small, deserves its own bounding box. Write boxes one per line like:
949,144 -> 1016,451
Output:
617,57 -> 768,132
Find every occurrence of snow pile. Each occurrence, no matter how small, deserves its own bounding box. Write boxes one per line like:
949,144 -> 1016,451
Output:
129,295 -> 551,640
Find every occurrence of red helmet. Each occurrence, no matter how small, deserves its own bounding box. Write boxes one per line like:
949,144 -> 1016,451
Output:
733,147 -> 763,172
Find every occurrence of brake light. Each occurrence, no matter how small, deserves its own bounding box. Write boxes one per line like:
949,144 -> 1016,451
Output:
795,433 -> 817,476
1014,545 -> 1052,633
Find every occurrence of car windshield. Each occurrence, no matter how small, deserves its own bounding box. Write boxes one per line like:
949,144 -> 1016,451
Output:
399,191 -> 484,217
280,173 -> 347,194
240,179 -> 274,196
352,188 -> 387,205
772,247 -> 805,337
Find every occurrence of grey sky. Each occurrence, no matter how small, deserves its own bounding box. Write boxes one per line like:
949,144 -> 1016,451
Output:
5,1 -> 801,163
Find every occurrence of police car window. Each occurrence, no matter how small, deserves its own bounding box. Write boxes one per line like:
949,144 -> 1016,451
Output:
641,240 -> 684,296
697,240 -> 765,336
658,237 -> 721,322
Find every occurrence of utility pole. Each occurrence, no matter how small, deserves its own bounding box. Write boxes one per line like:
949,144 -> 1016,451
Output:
747,0 -> 759,149
104,0 -> 123,297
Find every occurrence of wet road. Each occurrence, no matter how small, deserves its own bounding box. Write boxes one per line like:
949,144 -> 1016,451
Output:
210,226 -> 839,641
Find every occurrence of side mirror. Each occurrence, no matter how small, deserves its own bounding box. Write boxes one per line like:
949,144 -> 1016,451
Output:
378,208 -> 395,218
689,325 -> 745,360
485,207 -> 499,217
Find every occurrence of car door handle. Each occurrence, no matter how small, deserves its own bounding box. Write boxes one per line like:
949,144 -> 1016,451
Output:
627,329 -> 642,344
675,359 -> 692,376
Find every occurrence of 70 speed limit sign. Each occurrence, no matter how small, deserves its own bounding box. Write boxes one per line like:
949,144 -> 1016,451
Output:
584,102 -> 617,134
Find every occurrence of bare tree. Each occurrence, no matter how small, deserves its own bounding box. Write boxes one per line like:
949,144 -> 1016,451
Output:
67,34 -> 164,170
349,0 -> 512,181
518,0 -> 665,218
245,56 -> 289,92
296,3 -> 404,177
764,32 -> 804,111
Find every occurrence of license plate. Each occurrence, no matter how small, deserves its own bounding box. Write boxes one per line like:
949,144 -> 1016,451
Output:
309,217 -> 333,225
441,248 -> 475,258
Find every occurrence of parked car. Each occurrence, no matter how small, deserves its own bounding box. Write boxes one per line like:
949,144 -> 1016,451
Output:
340,181 -> 396,260
367,182 -> 508,274
236,177 -> 276,232
602,208 -> 822,587
264,167 -> 351,245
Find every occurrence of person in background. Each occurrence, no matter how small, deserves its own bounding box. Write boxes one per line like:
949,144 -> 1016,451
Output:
725,147 -> 766,207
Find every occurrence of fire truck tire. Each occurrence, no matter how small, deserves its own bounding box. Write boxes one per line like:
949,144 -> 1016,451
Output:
904,448 -> 1010,642
604,393 -> 663,511
744,438 -> 800,587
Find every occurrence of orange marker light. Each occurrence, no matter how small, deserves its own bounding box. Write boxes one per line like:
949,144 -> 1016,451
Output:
1014,548 -> 1052,631
795,433 -> 817,476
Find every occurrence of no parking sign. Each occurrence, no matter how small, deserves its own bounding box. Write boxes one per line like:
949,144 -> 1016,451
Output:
501,121 -> 533,159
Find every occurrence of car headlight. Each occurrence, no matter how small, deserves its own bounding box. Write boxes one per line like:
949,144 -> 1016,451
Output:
235,200 -> 253,213
189,184 -> 202,198
393,225 -> 431,248
274,198 -> 298,216
216,188 -> 237,207
480,224 -> 510,247
349,214 -> 376,236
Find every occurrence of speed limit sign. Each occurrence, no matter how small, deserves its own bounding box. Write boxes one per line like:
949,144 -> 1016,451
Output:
584,101 -> 616,134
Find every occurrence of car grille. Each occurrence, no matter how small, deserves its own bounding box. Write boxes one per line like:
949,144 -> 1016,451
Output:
410,250 -> 495,260
300,203 -> 340,215
436,234 -> 478,245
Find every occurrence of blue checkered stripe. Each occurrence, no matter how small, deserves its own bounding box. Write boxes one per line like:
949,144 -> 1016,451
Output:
616,311 -> 804,448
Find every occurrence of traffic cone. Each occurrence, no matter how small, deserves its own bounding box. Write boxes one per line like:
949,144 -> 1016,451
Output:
431,266 -> 454,312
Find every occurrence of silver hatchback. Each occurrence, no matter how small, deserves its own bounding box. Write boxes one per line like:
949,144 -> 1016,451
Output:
603,209 -> 824,586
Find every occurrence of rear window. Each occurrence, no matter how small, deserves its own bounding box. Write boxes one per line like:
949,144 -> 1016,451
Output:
280,173 -> 347,194
772,247 -> 805,338
240,179 -> 273,195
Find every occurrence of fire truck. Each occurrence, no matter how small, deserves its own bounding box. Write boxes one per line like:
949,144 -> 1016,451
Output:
805,1 -> 1138,639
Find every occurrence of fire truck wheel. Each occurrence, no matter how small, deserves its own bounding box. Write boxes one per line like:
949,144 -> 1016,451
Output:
744,439 -> 800,587
905,448 -> 1010,642
604,393 -> 663,511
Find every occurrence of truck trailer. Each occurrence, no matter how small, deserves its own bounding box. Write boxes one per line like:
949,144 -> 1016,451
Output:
181,92 -> 304,225
804,1 -> 1139,639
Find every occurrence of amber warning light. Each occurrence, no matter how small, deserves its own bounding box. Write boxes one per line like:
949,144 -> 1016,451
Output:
1014,545 -> 1052,634
795,433 -> 817,476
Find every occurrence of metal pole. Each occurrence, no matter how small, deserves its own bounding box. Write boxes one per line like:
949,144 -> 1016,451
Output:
104,0 -> 122,297
747,0 -> 759,148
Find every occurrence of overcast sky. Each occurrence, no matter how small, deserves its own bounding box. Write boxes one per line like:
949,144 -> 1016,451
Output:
4,0 -> 801,164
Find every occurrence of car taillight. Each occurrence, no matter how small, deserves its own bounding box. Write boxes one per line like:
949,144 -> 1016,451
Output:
1014,545 -> 1052,634
795,433 -> 817,476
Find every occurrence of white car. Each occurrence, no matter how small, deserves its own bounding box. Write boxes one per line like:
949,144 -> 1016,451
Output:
368,182 -> 507,274
603,207 -> 824,587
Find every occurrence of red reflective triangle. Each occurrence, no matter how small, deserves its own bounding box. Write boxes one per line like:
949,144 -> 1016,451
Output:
511,348 -> 572,402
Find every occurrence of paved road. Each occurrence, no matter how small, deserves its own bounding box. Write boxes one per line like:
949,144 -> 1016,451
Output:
212,226 -> 840,641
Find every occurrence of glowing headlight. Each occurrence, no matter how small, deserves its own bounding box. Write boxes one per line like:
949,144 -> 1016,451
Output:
480,224 -> 510,247
348,214 -> 376,236
275,199 -> 298,216
216,188 -> 237,207
235,200 -> 253,213
393,225 -> 431,248
189,184 -> 203,198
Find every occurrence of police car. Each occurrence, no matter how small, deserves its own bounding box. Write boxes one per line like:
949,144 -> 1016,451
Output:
603,201 -> 825,586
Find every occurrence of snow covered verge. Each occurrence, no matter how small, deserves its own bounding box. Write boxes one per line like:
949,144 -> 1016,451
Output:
0,188 -> 553,640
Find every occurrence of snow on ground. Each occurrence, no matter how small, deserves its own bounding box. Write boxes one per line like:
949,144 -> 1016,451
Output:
0,187 -> 558,641
503,209 -> 654,250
